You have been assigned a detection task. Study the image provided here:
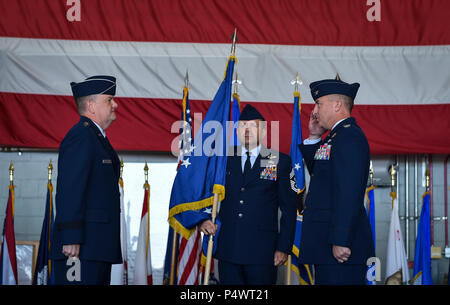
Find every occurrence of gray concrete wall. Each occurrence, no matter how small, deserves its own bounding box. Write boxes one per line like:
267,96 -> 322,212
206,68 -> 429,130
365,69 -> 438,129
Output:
1,150 -> 449,284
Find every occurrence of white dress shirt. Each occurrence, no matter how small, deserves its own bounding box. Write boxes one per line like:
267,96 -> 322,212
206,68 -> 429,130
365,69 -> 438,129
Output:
241,145 -> 261,172
92,120 -> 106,138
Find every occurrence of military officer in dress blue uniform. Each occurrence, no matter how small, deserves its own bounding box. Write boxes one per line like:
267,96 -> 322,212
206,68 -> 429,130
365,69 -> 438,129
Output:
50,75 -> 122,285
200,104 -> 298,285
299,78 -> 375,285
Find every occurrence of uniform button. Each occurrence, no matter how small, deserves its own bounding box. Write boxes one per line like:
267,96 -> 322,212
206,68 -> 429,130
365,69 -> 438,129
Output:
238,213 -> 243,218
239,200 -> 244,204
241,187 -> 245,192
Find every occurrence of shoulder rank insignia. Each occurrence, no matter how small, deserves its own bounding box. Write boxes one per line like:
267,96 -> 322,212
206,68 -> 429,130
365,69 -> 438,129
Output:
83,122 -> 89,127
343,124 -> 351,128
314,143 -> 332,160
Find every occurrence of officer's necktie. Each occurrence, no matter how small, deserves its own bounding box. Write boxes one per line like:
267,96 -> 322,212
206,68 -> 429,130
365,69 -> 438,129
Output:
243,151 -> 251,182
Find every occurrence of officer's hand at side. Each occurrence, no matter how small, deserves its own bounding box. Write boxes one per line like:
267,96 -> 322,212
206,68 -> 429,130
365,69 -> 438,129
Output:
308,111 -> 326,139
62,244 -> 80,258
198,220 -> 218,236
273,251 -> 288,266
332,245 -> 351,263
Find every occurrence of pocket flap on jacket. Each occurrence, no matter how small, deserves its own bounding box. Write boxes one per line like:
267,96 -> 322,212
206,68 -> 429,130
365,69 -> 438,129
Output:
85,209 -> 109,223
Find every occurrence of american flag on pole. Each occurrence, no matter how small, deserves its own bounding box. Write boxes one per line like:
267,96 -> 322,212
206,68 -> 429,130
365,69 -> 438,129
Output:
175,83 -> 204,285
177,85 -> 193,168
1,1 -> 449,157
0,185 -> 18,285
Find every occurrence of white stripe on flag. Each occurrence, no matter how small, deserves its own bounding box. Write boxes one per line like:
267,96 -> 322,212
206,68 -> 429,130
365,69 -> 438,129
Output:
133,211 -> 152,285
1,38 -> 449,105
178,228 -> 201,285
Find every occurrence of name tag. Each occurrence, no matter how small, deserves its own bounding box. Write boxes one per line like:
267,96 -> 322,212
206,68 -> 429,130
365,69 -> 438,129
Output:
102,159 -> 112,164
314,144 -> 332,160
260,165 -> 277,181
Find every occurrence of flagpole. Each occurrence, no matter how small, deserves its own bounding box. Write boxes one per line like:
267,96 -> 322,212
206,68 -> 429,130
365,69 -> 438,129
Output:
203,28 -> 237,286
9,161 -> 14,186
144,161 -> 150,267
170,72 -> 190,285
9,161 -> 14,216
369,160 -> 374,186
389,164 -> 397,208
47,160 -> 53,279
119,158 -> 129,284
286,72 -> 302,285
286,255 -> 292,285
169,229 -> 178,285
203,193 -> 219,285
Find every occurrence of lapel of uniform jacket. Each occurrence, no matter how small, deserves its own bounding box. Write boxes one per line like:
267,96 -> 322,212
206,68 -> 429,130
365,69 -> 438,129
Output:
241,145 -> 271,187
322,117 -> 355,144
229,145 -> 244,184
80,116 -> 120,179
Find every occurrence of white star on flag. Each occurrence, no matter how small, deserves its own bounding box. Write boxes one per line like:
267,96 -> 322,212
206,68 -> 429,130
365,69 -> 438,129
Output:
294,163 -> 301,171
182,158 -> 191,168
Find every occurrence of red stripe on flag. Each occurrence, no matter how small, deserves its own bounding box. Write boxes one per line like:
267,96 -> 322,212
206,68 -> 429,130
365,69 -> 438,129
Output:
0,92 -> 449,154
0,0 -> 449,46
178,231 -> 201,285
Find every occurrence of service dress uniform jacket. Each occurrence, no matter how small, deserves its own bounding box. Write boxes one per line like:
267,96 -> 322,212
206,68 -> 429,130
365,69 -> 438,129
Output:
215,146 -> 298,265
50,116 -> 122,264
299,117 -> 374,266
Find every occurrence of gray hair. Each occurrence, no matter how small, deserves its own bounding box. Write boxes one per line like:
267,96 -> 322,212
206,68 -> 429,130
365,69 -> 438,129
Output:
75,94 -> 98,115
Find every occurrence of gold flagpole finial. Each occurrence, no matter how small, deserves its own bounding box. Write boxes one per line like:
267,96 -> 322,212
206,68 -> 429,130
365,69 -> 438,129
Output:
9,161 -> 14,185
369,160 -> 374,186
335,73 -> 341,81
184,70 -> 189,88
144,161 -> 149,183
48,160 -> 53,182
231,28 -> 237,56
